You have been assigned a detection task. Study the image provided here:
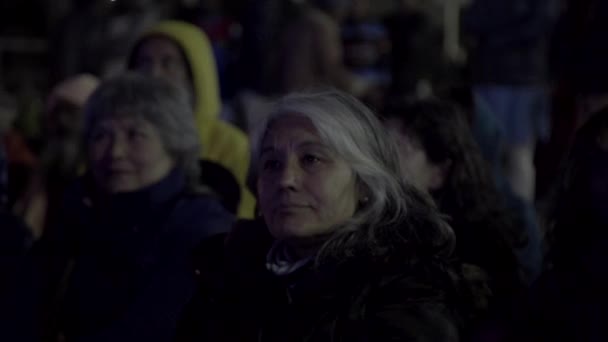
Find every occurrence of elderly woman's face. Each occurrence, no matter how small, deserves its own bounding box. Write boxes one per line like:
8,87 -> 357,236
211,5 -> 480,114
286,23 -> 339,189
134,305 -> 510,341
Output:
89,116 -> 175,193
257,116 -> 358,240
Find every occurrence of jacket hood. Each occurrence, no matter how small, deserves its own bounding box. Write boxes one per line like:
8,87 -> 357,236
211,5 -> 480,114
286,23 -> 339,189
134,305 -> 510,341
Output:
129,20 -> 221,144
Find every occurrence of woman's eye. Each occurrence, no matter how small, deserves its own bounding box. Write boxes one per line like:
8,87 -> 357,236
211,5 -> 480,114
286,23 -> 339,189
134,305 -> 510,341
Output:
129,130 -> 147,140
91,130 -> 110,142
302,154 -> 321,165
262,159 -> 281,171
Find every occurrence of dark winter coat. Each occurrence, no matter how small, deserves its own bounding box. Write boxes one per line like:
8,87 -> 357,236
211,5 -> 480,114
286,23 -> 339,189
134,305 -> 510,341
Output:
177,219 -> 462,342
32,168 -> 233,342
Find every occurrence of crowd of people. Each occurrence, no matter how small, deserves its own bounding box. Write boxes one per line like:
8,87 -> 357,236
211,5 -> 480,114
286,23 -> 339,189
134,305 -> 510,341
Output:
1,0 -> 606,341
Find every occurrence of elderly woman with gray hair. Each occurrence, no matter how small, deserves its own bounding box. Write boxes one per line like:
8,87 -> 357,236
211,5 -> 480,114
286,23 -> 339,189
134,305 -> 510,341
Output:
29,74 -> 233,342
177,89 -> 467,341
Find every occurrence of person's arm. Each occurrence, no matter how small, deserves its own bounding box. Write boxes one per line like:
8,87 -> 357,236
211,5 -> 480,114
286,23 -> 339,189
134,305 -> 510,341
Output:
444,0 -> 470,64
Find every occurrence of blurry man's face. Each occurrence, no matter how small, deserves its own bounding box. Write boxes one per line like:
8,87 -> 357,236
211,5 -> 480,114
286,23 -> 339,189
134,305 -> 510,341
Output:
133,37 -> 191,94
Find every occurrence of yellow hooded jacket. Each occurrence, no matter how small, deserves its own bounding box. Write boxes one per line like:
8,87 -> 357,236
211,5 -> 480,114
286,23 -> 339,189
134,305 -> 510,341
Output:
132,21 -> 255,218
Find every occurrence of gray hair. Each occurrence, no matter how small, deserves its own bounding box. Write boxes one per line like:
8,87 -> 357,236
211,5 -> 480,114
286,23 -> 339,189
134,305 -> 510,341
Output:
83,73 -> 201,188
254,89 -> 408,227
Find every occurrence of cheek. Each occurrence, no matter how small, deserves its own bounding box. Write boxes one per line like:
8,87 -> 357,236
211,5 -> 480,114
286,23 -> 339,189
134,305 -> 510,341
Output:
88,141 -> 107,164
256,177 -> 275,214
311,176 -> 357,216
132,141 -> 167,164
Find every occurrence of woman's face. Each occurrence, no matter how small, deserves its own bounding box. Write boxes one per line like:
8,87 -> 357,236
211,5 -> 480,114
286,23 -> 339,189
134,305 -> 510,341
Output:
257,116 -> 358,240
89,115 -> 175,193
133,37 -> 192,98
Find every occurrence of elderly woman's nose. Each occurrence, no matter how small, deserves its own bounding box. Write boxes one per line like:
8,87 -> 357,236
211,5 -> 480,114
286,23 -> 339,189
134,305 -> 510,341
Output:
278,158 -> 301,189
109,135 -> 128,158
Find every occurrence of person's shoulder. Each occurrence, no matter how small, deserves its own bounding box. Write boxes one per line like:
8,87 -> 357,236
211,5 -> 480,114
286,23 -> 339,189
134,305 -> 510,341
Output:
178,192 -> 233,218
171,192 -> 235,237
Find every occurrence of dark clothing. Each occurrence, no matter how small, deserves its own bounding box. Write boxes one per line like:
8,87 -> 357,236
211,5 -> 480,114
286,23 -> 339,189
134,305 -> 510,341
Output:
463,0 -> 559,85
552,0 -> 608,93
384,10 -> 444,94
177,220 -> 461,342
0,145 -> 7,207
199,160 -> 240,215
0,210 -> 32,254
33,169 -> 233,342
0,211 -> 35,342
518,234 -> 608,342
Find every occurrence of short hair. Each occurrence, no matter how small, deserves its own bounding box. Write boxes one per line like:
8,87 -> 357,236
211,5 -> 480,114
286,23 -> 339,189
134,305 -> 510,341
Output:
252,89 -> 454,264
83,73 -> 201,188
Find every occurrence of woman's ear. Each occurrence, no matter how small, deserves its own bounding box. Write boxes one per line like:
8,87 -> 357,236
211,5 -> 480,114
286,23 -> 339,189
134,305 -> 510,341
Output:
356,181 -> 371,207
428,159 -> 452,191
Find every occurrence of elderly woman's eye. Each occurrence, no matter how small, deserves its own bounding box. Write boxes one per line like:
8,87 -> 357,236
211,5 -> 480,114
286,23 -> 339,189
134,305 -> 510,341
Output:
303,154 -> 321,164
91,130 -> 110,142
262,159 -> 281,171
128,129 -> 147,141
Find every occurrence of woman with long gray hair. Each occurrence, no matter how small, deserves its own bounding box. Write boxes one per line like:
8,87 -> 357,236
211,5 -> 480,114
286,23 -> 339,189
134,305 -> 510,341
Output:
30,74 -> 233,342
177,89 -> 467,341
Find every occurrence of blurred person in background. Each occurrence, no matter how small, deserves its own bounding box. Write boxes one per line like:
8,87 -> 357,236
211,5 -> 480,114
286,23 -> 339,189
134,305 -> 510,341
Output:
129,20 -> 254,217
10,75 -> 100,239
384,99 -> 536,339
519,109 -> 608,341
384,0 -> 442,99
177,0 -> 243,101
0,91 -> 38,212
0,90 -> 33,253
341,0 -> 391,91
536,0 -> 608,200
32,74 -> 233,342
463,0 -> 560,204
176,89 -> 469,341
50,0 -> 166,82
263,0 -> 371,97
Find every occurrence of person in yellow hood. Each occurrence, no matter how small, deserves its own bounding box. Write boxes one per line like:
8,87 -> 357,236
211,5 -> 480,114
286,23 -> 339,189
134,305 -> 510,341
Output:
129,20 -> 254,218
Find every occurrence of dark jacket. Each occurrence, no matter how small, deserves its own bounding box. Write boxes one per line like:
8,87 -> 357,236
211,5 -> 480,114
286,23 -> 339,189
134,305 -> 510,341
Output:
32,169 -> 233,342
463,0 -> 559,84
177,220 -> 462,342
0,211 -> 34,340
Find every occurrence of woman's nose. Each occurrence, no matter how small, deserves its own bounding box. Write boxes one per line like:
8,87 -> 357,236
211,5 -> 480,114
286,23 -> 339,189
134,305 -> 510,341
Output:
278,159 -> 301,190
109,135 -> 128,159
